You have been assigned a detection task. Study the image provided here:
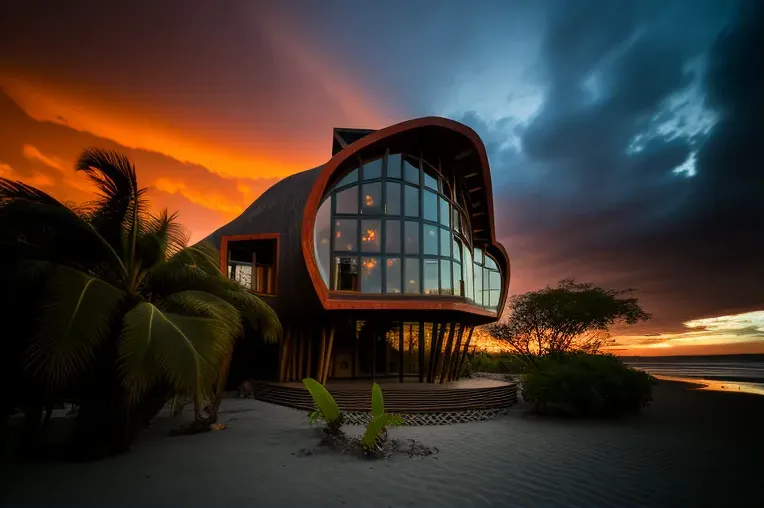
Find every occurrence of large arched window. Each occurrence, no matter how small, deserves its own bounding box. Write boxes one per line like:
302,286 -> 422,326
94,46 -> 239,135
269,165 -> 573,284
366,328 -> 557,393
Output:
313,149 -> 501,309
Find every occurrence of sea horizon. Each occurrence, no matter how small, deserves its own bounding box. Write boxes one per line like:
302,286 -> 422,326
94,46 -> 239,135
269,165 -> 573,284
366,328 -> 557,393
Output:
622,354 -> 764,396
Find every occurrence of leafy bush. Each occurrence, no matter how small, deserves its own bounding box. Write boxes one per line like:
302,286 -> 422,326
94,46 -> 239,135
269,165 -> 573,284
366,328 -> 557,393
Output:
521,353 -> 656,417
302,378 -> 344,434
470,352 -> 527,374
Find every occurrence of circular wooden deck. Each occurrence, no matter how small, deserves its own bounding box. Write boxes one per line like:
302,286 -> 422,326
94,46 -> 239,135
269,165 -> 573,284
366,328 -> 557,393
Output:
249,378 -> 517,424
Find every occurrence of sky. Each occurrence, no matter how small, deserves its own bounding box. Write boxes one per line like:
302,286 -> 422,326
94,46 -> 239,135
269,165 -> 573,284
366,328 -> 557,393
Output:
0,0 -> 761,356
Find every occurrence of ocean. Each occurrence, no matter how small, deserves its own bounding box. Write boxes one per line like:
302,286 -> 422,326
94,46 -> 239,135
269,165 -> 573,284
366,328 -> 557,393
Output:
623,355 -> 764,396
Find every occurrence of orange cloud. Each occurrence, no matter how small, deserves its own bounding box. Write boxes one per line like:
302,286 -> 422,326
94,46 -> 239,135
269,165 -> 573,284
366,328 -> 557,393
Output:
22,143 -> 64,172
153,177 -> 245,216
0,75 -> 319,180
607,310 -> 764,356
0,160 -> 55,188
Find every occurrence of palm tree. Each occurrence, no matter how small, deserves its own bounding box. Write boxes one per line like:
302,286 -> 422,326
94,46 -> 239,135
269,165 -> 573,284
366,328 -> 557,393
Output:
0,149 -> 281,457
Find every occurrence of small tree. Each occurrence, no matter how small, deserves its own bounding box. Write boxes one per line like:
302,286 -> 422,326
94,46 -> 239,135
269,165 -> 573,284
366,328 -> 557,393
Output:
485,279 -> 650,365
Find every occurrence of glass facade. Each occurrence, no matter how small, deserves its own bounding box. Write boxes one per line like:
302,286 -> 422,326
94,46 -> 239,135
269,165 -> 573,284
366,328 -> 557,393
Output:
313,149 -> 503,311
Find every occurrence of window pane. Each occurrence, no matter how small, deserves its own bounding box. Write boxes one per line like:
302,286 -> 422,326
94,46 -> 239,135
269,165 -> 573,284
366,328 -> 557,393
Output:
335,186 -> 358,214
404,185 -> 419,217
404,220 -> 419,254
452,238 -> 462,262
333,256 -> 358,291
474,247 -> 483,265
423,224 -> 438,255
453,262 -> 463,296
490,269 -> 501,291
362,158 -> 382,180
361,257 -> 382,293
314,197 -> 331,286
438,197 -> 450,227
424,171 -> 438,190
403,156 -> 419,184
385,258 -> 401,294
361,182 -> 381,215
385,182 -> 401,215
423,259 -> 438,295
386,153 -> 402,179
334,219 -> 357,252
474,263 -> 483,305
460,212 -> 469,236
385,220 -> 401,254
440,259 -> 452,295
441,178 -> 452,199
404,258 -> 420,294
453,208 -> 460,233
423,190 -> 437,222
485,256 -> 498,271
336,168 -> 358,188
489,289 -> 500,307
439,228 -> 450,256
360,219 -> 381,253
464,247 -> 473,301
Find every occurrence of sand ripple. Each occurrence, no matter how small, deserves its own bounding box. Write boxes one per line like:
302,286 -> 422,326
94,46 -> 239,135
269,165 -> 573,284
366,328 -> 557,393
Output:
3,382 -> 762,508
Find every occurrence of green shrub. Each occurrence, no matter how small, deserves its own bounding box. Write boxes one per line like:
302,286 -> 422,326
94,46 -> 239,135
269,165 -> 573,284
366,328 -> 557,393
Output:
470,352 -> 527,374
521,353 -> 656,417
460,358 -> 473,378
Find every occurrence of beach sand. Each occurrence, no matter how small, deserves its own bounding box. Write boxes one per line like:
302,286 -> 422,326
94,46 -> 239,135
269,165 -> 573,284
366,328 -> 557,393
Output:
2,380 -> 763,508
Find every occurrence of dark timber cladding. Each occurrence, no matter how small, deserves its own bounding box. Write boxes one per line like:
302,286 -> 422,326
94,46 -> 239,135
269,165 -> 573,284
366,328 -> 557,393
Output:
203,116 -> 511,385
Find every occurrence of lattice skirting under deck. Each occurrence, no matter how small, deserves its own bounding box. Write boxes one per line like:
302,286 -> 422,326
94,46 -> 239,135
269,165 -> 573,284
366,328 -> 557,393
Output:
340,407 -> 511,426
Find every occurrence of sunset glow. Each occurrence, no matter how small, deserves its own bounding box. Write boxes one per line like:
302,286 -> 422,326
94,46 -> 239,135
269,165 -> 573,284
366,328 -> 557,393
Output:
1,1 -> 760,356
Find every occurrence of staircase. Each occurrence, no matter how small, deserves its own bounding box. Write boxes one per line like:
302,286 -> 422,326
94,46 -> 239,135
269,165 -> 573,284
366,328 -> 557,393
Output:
250,381 -> 517,414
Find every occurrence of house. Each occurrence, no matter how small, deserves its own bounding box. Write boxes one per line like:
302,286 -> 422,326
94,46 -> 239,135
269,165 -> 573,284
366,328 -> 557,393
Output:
205,117 -> 510,384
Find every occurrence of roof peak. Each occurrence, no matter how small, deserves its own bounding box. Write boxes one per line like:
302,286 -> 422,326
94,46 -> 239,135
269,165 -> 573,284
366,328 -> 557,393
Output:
332,127 -> 377,155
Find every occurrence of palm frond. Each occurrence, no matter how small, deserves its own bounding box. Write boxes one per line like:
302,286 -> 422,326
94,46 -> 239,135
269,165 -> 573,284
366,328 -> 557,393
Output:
135,209 -> 190,275
76,148 -> 149,258
143,260 -> 281,342
156,290 -> 242,337
215,286 -> 282,343
0,177 -> 63,208
168,242 -> 222,276
25,265 -> 126,388
117,302 -> 237,406
0,197 -> 128,280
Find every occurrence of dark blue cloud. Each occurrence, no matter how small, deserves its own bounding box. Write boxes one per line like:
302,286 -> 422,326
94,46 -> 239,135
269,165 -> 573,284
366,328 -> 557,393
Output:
457,0 -> 762,329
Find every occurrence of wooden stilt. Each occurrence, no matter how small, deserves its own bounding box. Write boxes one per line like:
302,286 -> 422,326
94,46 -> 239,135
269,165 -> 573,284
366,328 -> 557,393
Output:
439,322 -> 457,383
325,356 -> 334,384
446,324 -> 466,382
433,323 -> 448,383
427,323 -> 440,383
290,329 -> 298,381
371,325 -> 377,382
398,322 -> 404,383
417,321 -> 425,383
306,331 -> 313,379
278,329 -> 291,382
317,328 -> 327,383
456,326 -> 475,380
384,327 -> 390,377
321,325 -> 335,385
297,330 -> 305,380
407,323 -> 414,375
352,327 -> 359,378
431,323 -> 442,383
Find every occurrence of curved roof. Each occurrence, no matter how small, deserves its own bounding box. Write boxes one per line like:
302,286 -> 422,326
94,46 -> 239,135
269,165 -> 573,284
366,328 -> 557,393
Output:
203,167 -> 326,319
301,116 -> 511,319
